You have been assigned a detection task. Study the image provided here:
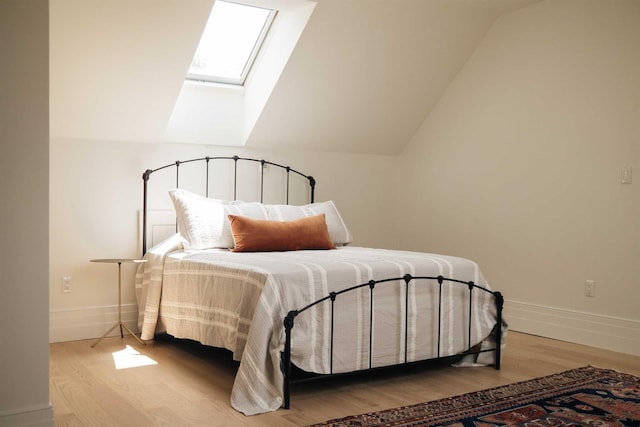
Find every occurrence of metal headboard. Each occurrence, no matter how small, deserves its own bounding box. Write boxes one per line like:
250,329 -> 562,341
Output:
141,155 -> 316,255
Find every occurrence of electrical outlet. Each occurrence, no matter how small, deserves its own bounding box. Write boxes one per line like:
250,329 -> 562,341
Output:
622,166 -> 632,184
62,276 -> 72,293
584,280 -> 595,297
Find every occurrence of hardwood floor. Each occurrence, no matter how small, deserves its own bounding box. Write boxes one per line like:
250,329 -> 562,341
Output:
50,331 -> 640,426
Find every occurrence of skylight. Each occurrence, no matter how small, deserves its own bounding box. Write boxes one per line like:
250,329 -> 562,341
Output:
187,1 -> 276,86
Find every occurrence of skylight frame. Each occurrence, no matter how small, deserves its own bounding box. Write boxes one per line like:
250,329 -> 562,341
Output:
186,0 -> 277,86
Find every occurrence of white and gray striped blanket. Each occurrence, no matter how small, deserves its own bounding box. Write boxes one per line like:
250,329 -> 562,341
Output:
135,236 -> 502,415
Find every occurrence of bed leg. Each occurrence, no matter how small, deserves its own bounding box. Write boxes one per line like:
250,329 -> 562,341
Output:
494,291 -> 504,370
282,351 -> 291,409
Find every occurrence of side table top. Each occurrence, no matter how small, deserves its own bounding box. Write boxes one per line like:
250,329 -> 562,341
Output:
90,258 -> 147,264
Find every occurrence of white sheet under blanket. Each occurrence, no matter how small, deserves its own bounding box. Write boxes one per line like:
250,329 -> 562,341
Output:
135,236 -> 503,415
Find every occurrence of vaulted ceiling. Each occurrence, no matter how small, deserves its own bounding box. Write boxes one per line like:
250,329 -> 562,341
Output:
50,0 -> 540,155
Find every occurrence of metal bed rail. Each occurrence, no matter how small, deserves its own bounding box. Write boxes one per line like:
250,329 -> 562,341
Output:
282,274 -> 504,409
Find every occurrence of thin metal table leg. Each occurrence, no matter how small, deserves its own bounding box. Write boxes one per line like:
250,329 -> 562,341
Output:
91,261 -> 146,347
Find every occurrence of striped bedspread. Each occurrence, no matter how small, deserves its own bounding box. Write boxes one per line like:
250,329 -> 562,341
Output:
135,237 -> 502,415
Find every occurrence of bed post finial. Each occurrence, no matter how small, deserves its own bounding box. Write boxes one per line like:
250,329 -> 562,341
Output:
308,176 -> 316,202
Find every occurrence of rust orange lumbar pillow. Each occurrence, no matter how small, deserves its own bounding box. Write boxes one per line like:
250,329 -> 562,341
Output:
228,213 -> 336,252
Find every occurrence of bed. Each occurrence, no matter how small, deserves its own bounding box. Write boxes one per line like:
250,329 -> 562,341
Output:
135,156 -> 505,416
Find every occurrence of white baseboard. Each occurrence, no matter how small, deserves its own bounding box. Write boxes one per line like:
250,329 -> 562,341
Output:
49,303 -> 139,343
50,300 -> 640,357
0,403 -> 53,427
504,299 -> 640,356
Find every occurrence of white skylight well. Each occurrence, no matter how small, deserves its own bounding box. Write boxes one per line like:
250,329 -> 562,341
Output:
187,0 -> 276,86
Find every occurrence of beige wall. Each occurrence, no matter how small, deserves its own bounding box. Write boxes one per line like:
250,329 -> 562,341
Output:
48,0 -> 640,359
0,0 -> 52,425
399,0 -> 640,355
49,139 -> 399,341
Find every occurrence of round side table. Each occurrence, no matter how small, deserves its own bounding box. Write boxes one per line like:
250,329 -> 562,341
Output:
90,258 -> 147,348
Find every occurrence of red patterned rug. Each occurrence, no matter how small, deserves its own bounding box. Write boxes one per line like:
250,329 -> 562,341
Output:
308,366 -> 640,426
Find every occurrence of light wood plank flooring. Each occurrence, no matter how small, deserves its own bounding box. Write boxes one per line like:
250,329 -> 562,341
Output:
50,331 -> 640,426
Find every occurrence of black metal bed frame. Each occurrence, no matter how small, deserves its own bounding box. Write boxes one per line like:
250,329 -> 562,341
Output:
282,275 -> 503,409
141,155 -> 315,255
140,155 -> 504,411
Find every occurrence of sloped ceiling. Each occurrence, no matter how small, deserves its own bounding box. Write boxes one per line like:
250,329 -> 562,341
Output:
50,0 -> 540,154
247,0 -> 541,154
50,0 -> 214,142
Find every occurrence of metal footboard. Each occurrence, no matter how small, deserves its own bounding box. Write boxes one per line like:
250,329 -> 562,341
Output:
281,274 -> 504,409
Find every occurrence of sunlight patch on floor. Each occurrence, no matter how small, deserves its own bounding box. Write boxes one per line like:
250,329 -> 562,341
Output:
112,345 -> 158,370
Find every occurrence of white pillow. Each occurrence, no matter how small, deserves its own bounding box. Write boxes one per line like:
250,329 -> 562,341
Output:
168,189 -> 352,249
168,189 -> 267,250
265,200 -> 352,246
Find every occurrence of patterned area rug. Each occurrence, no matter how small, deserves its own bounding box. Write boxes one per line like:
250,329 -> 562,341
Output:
308,366 -> 640,426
